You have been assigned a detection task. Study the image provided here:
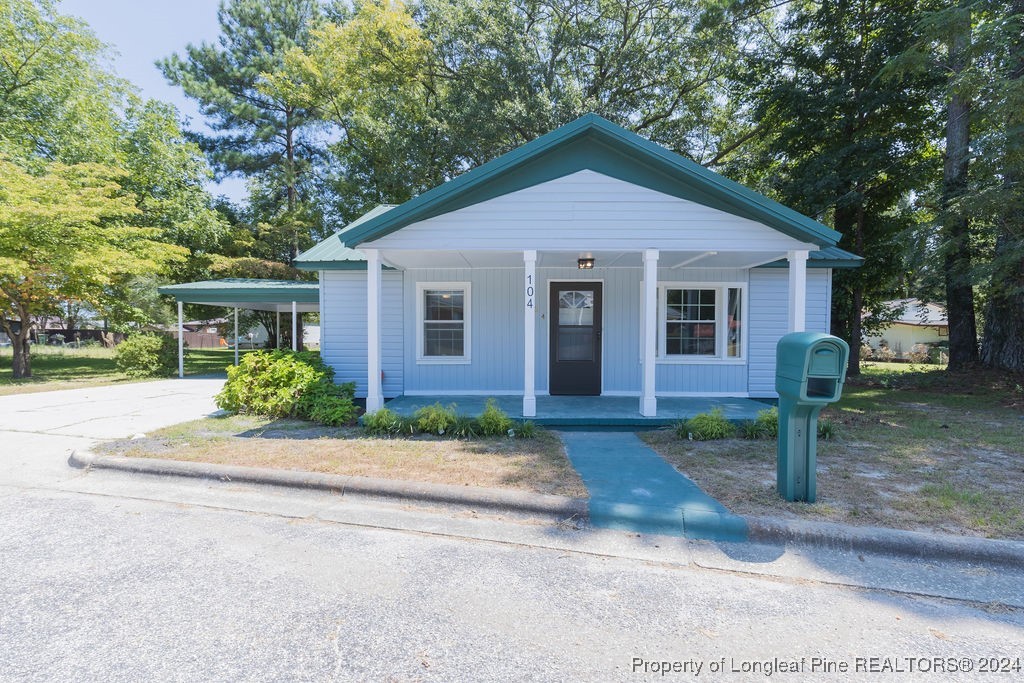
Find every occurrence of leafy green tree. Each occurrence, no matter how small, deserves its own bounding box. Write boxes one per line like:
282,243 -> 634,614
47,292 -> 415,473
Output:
0,0 -> 125,163
0,159 -> 186,378
275,0 -> 762,222
159,0 -> 324,262
741,0 -> 941,374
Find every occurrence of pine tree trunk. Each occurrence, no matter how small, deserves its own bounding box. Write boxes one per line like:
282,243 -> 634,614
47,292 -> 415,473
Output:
981,0 -> 1024,372
943,11 -> 978,369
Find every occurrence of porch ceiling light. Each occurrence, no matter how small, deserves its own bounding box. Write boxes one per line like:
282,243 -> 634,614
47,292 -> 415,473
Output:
577,257 -> 595,270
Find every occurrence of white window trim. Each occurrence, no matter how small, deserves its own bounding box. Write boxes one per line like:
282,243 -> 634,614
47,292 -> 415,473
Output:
416,281 -> 471,364
657,281 -> 747,364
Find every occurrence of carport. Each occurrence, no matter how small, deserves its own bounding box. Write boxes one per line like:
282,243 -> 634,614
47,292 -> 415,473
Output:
158,279 -> 320,378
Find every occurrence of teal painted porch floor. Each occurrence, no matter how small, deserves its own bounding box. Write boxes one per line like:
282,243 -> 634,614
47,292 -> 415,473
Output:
383,394 -> 771,427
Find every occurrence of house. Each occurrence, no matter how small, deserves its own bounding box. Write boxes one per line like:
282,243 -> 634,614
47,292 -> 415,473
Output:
295,114 -> 861,418
864,298 -> 948,358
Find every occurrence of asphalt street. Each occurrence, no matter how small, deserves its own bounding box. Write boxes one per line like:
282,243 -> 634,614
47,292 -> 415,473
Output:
1,381 -> 1023,681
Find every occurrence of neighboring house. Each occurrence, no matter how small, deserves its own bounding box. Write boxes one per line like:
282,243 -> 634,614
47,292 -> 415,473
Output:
295,114 -> 862,416
864,298 -> 948,358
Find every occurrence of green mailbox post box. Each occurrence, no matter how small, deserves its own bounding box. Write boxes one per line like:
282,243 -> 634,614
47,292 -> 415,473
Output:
775,332 -> 849,502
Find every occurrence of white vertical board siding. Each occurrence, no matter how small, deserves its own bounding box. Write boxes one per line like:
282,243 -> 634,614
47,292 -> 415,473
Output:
404,268 -> 524,393
320,270 -> 403,397
369,170 -> 815,253
748,268 -> 831,397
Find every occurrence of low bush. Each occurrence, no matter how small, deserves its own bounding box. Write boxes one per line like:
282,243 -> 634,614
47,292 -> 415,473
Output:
115,334 -> 179,378
414,402 -> 458,435
907,343 -> 931,364
478,398 -> 514,436
362,398 -> 538,439
817,418 -> 837,440
363,407 -> 414,436
677,407 -> 735,440
215,350 -> 356,426
743,407 -> 779,440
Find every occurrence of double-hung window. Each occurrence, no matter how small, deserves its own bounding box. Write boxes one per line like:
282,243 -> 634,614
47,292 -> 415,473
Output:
417,283 -> 470,362
658,284 -> 744,361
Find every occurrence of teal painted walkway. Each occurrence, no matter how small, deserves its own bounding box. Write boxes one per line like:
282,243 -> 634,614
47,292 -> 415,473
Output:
384,395 -> 770,428
558,431 -> 748,540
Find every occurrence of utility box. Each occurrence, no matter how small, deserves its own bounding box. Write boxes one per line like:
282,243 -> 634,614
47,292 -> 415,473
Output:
775,332 -> 849,502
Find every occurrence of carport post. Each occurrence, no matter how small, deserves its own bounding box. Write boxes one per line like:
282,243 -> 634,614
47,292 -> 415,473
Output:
233,307 -> 239,366
291,300 -> 297,351
276,311 -> 281,349
177,301 -> 184,378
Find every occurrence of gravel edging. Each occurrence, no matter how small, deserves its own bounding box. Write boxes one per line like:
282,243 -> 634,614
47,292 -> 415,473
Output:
69,450 -> 1024,568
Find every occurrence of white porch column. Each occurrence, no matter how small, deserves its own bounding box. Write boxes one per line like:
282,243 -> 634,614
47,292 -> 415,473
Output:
365,248 -> 384,412
641,248 -> 659,417
523,250 -> 537,418
291,300 -> 298,351
177,301 -> 184,378
276,311 -> 281,349
787,250 -> 809,333
233,307 -> 239,366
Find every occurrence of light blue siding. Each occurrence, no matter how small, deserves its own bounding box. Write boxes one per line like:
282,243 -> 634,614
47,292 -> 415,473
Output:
320,270 -> 403,397
747,268 -> 831,397
403,268 -> 523,393
320,265 -> 832,398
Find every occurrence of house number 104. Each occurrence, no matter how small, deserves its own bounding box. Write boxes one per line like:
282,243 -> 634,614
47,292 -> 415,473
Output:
525,274 -> 534,309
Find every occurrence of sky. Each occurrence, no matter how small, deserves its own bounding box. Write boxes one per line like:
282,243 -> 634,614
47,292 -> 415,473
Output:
60,0 -> 248,202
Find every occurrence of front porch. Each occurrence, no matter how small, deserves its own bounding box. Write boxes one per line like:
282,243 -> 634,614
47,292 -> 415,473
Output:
383,394 -> 772,428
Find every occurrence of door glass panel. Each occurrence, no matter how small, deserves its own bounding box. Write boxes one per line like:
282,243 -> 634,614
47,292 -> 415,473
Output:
558,290 -> 594,326
558,330 -> 594,361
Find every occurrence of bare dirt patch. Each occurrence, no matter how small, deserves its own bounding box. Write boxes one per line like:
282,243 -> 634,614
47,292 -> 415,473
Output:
642,370 -> 1024,540
98,414 -> 587,498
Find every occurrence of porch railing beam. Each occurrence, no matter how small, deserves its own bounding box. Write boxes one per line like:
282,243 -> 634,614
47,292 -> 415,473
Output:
523,250 -> 537,418
641,248 -> 659,417
366,248 -> 384,412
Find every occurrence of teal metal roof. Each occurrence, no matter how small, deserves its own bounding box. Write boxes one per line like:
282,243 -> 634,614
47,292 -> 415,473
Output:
758,246 -> 864,269
294,205 -> 396,269
326,114 -> 843,250
158,278 -> 320,305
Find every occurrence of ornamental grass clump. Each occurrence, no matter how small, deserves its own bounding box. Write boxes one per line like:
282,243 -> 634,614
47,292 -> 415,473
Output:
414,402 -> 458,435
215,350 -> 356,426
677,407 -> 736,441
741,407 -> 779,440
477,398 -> 514,436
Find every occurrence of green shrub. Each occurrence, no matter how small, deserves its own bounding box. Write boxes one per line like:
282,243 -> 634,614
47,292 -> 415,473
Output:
741,407 -> 779,440
511,420 -> 538,439
817,418 -> 837,440
414,402 -> 458,435
215,350 -> 356,426
115,334 -> 179,377
478,398 -> 514,436
450,415 -> 481,438
677,407 -> 735,440
363,407 -> 413,436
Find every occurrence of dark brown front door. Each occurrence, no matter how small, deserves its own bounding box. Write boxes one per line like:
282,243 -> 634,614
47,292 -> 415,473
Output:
549,282 -> 602,395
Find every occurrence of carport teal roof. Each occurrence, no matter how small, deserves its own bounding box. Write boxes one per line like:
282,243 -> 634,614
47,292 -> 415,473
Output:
158,279 -> 319,306
759,246 -> 864,269
303,113 -> 844,253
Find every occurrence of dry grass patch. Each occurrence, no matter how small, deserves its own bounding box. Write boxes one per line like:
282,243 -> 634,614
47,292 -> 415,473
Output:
642,365 -> 1024,540
98,414 -> 586,498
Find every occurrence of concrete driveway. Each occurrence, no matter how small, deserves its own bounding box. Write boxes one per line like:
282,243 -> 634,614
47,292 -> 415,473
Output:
0,378 -> 223,489
0,378 -> 224,439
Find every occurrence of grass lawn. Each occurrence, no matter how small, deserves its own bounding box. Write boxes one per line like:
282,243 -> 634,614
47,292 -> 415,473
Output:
97,413 -> 587,498
642,362 -> 1024,540
0,346 -> 248,396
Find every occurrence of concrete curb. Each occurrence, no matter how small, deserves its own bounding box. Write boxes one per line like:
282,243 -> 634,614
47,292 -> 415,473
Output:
68,450 -> 589,523
69,450 -> 1024,568
746,516 -> 1024,569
